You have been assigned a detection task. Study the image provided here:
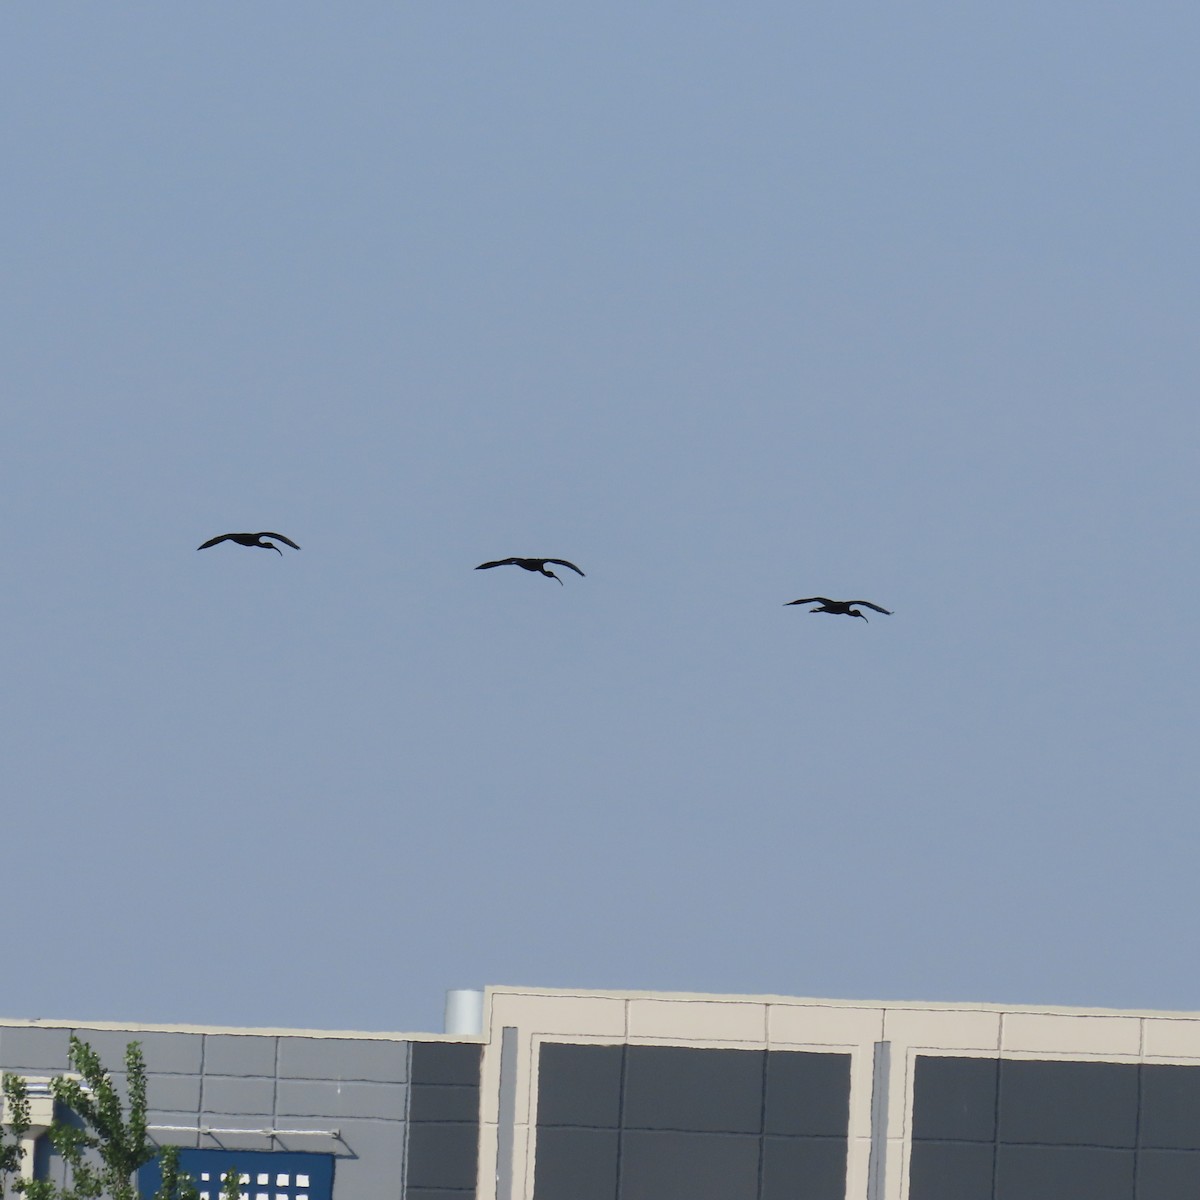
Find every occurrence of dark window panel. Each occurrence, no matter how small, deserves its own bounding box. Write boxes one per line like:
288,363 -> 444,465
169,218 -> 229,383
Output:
619,1130 -> 760,1200
760,1135 -> 848,1200
912,1056 -> 999,1143
537,1044 -> 624,1129
623,1046 -> 764,1134
999,1060 -> 1138,1148
1139,1064 -> 1200,1150
995,1144 -> 1135,1200
531,1128 -> 619,1200
1136,1149 -> 1200,1199
410,1042 -> 482,1087
908,1140 -> 995,1200
406,1123 -> 478,1191
763,1051 -> 851,1138
410,1082 -> 480,1124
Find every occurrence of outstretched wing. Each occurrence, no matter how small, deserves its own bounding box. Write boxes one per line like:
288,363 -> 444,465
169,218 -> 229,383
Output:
544,559 -> 585,577
784,597 -> 832,607
849,600 -> 892,615
476,558 -> 523,570
260,532 -> 300,550
197,534 -> 235,550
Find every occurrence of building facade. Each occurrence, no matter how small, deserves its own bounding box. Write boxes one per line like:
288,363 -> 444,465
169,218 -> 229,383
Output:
4,985 -> 1200,1199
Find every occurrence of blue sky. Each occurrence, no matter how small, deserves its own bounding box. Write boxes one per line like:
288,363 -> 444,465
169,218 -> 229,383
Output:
2,3 -> 1197,1034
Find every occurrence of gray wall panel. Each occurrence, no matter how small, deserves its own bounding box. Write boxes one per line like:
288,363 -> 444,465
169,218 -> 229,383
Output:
320,1118 -> 406,1200
277,1037 -> 409,1083
75,1029 -> 202,1075
146,1114 -> 200,1149
200,1075 -> 276,1117
145,1074 -> 203,1113
197,1129 -> 276,1152
276,1079 -> 409,1121
0,1027 -> 72,1071
0,1023 -> 433,1200
203,1035 -> 278,1077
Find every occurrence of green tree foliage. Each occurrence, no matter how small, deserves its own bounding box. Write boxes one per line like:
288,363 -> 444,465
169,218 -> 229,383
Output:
1,1072 -> 33,1195
0,1036 -> 208,1200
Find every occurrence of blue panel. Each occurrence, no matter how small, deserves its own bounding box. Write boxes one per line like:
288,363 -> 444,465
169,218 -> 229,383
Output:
139,1149 -> 334,1200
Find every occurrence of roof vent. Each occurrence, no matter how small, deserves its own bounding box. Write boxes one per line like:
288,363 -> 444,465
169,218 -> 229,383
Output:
443,988 -> 484,1036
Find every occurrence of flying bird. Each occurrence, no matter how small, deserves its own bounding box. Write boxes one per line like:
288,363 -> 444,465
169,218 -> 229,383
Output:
785,597 -> 892,622
197,532 -> 301,556
476,557 -> 585,586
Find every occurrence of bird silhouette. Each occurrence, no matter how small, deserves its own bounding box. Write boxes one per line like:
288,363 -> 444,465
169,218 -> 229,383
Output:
197,532 -> 301,556
476,557 -> 585,586
785,596 -> 892,622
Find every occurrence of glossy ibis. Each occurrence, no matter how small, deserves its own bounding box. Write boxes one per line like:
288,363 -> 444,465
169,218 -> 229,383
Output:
785,596 -> 891,622
197,532 -> 300,556
476,557 -> 585,586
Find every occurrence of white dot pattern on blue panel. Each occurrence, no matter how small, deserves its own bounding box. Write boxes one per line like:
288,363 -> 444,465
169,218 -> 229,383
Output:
197,1171 -> 312,1200
142,1151 -> 332,1200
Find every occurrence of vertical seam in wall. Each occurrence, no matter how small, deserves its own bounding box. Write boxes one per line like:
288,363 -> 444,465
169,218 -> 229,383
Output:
615,1044 -> 628,1200
993,1012 -> 1007,1200
1134,1016 -> 1146,1200
618,998 -> 629,1200
755,1049 -> 768,1200
400,1041 -> 412,1200
990,1053 -> 1001,1200
198,1034 -> 207,1135
272,1037 -> 280,1129
1132,1059 -> 1143,1197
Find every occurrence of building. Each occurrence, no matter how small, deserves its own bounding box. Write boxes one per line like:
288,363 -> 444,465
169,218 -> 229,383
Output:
4,984 -> 1200,1199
